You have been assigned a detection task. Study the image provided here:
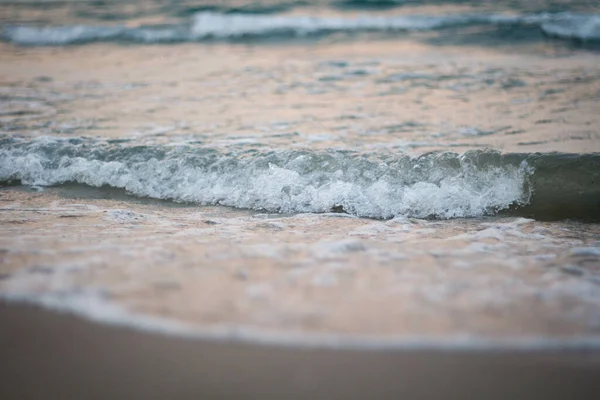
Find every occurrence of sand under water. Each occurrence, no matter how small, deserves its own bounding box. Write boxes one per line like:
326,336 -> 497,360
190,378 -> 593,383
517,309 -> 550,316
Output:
1,0 -> 600,397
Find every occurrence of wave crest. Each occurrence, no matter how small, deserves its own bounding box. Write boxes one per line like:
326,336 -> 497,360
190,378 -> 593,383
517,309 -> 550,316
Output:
6,11 -> 599,45
0,136 -> 531,219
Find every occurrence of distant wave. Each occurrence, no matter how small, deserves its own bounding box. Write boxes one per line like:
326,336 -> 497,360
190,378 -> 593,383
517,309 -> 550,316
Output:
541,14 -> 600,42
333,0 -> 408,9
2,11 -> 599,46
188,12 -> 544,38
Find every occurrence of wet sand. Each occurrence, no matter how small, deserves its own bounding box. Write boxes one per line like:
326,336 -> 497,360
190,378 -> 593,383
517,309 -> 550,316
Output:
1,302 -> 599,400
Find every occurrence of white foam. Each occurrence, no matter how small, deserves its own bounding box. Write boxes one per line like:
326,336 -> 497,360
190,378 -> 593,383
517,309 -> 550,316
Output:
2,11 -> 566,45
187,12 -> 551,39
3,283 -> 600,351
542,14 -> 600,41
0,137 -> 532,220
190,12 -> 464,38
4,25 -> 124,46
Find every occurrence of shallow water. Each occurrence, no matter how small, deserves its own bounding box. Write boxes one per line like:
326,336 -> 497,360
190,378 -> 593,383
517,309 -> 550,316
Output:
0,0 -> 599,349
2,186 -> 600,348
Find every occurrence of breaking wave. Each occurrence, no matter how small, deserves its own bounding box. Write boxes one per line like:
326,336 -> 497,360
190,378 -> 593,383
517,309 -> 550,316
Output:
2,136 -> 598,220
2,11 -> 599,45
541,14 -> 600,42
0,136 -> 536,220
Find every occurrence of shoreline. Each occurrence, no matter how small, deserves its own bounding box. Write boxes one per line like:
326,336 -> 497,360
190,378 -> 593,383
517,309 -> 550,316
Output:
1,302 -> 599,399
2,187 -> 600,343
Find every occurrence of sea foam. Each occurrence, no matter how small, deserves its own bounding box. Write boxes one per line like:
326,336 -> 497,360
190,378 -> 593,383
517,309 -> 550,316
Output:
4,11 -> 599,46
541,14 -> 600,41
0,136 -> 531,219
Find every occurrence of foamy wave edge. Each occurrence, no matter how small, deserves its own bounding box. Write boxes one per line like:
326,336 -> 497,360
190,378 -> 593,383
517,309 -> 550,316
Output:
541,14 -> 600,42
0,136 -> 531,220
3,290 -> 600,351
2,11 -> 599,45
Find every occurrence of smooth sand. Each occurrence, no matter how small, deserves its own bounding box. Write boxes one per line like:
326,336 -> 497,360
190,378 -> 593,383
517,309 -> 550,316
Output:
1,302 -> 599,399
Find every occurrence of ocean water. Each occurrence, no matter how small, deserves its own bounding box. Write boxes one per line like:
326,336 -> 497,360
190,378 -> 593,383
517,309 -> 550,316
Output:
1,0 -> 600,349
2,1 -> 600,45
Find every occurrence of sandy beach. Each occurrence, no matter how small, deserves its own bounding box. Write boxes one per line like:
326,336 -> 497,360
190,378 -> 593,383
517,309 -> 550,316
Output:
1,303 -> 600,399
